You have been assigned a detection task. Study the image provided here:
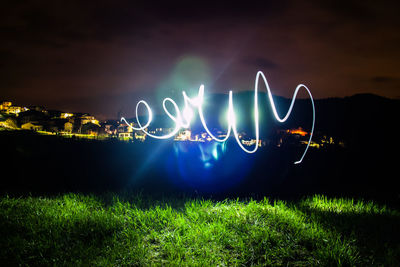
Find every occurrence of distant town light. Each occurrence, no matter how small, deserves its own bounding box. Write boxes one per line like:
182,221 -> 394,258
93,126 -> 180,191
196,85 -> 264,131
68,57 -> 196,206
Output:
288,128 -> 308,137
61,112 -> 74,119
122,71 -> 315,164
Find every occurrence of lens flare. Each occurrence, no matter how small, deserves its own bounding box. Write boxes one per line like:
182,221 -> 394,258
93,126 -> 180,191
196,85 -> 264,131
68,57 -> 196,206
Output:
182,106 -> 194,123
121,71 -> 315,164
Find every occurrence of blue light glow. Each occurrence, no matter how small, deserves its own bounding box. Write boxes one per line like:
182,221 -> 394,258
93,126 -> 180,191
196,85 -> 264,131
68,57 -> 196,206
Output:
121,71 -> 315,164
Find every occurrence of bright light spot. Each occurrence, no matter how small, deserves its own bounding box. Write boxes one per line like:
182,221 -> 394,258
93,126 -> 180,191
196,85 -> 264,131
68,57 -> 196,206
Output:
204,162 -> 212,168
227,102 -> 236,125
183,107 -> 194,123
212,148 -> 218,160
191,96 -> 201,107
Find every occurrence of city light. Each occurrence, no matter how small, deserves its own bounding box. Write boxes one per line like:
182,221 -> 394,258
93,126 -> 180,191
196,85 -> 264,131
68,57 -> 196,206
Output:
121,71 -> 315,164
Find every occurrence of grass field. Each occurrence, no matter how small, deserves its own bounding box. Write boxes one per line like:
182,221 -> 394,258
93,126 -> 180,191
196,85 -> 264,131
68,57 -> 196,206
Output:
1,194 -> 399,266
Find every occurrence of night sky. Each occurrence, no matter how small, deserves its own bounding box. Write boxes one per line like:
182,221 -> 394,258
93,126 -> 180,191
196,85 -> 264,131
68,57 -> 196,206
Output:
1,1 -> 399,120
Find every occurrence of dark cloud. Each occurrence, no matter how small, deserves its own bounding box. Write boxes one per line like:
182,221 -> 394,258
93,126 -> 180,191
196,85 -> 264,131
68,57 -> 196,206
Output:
1,0 -> 289,46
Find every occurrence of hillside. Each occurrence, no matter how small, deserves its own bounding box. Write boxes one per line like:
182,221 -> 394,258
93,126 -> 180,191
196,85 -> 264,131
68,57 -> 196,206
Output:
1,194 -> 399,266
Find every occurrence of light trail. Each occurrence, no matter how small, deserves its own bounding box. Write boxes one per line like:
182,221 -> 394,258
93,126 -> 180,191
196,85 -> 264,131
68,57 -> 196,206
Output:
121,71 -> 315,164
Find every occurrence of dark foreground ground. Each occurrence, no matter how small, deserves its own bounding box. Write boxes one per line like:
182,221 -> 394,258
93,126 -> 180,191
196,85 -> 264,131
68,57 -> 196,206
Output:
1,193 -> 399,266
0,127 -> 399,266
1,130 -> 399,204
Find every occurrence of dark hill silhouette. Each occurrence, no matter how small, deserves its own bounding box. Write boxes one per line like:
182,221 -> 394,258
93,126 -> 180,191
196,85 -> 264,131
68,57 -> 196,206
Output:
126,92 -> 399,147
119,92 -> 399,204
1,93 -> 398,205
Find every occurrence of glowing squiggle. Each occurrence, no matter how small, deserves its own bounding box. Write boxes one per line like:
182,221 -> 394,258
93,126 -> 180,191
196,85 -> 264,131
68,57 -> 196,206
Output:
121,71 -> 315,164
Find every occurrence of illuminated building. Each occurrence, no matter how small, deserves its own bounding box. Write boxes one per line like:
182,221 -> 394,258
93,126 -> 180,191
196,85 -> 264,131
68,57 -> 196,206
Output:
118,132 -> 132,139
321,136 -> 334,145
64,122 -> 73,133
6,106 -> 27,115
80,115 -> 100,126
104,124 -> 116,135
117,122 -> 140,140
300,135 -> 341,149
301,140 -> 320,149
191,134 -> 200,141
81,122 -> 100,136
287,127 -> 308,136
0,101 -> 12,111
0,118 -> 18,129
241,139 -> 262,147
175,129 -> 191,141
60,112 -> 74,119
134,131 -> 146,141
117,122 -> 135,134
21,122 -> 43,131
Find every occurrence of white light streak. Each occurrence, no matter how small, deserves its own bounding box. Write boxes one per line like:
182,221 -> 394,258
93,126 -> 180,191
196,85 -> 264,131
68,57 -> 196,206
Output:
121,71 -> 315,164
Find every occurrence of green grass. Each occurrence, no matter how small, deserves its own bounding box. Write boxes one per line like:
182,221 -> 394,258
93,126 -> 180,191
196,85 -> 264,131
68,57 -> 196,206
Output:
1,194 -> 399,266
